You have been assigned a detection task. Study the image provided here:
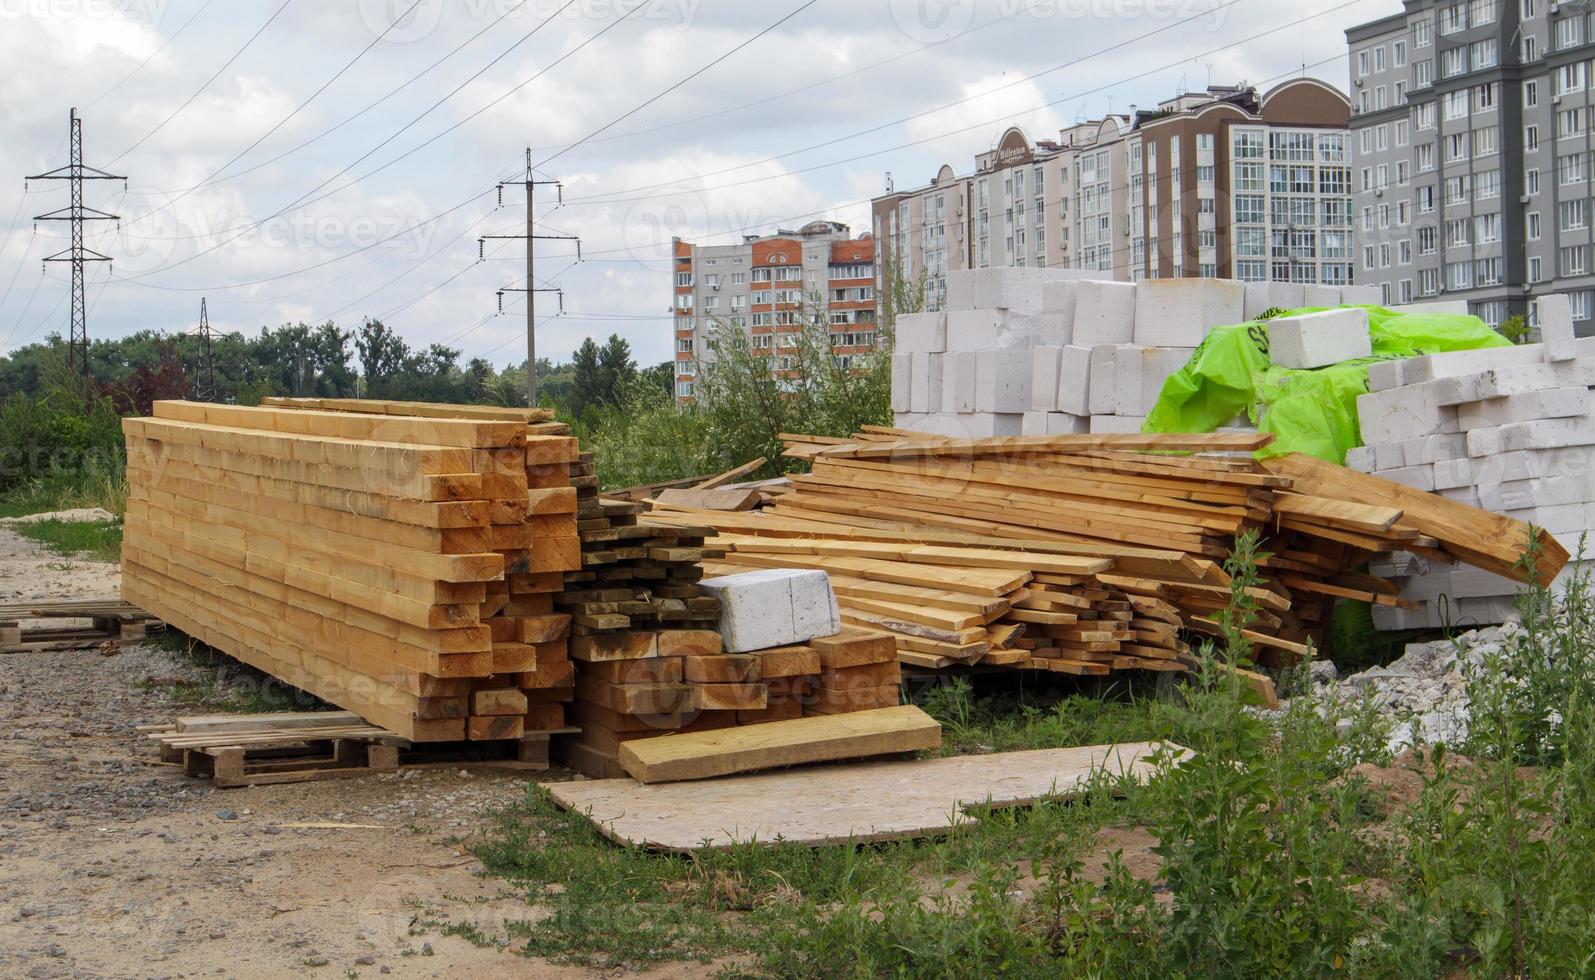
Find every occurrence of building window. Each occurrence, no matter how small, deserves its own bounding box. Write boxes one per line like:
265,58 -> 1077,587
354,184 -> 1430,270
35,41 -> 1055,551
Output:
1558,16 -> 1584,51
1415,19 -> 1434,47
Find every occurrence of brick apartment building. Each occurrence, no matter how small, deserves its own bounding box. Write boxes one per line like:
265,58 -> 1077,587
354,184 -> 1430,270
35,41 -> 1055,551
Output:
672,221 -> 877,403
1345,0 -> 1595,329
871,79 -> 1355,310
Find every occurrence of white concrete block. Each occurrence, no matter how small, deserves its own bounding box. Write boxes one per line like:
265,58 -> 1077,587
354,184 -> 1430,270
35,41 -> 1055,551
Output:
973,268 -> 1042,314
1090,414 -> 1147,434
1340,284 -> 1382,306
1379,463 -> 1437,492
698,568 -> 841,653
1373,442 -> 1406,472
1345,445 -> 1376,473
1030,346 -> 1062,411
955,412 -> 1025,438
998,311 -> 1069,349
908,353 -> 928,414
1357,384 -> 1455,444
1269,307 -> 1372,369
1401,433 -> 1469,467
890,353 -> 912,413
1456,387 -> 1591,431
1113,345 -> 1196,416
945,309 -> 1006,351
1041,281 -> 1080,338
1023,410 -> 1089,436
1366,359 -> 1408,392
1301,284 -> 1342,307
1467,417 -> 1595,458
943,269 -> 977,312
1133,278 -> 1245,347
974,350 -> 1033,413
1483,475 -> 1595,511
1400,343 -> 1549,385
1057,345 -> 1092,416
1244,281 -> 1306,321
1434,359 -> 1595,405
1072,280 -> 1137,346
1504,503 -> 1595,537
941,352 -> 977,413
895,312 -> 947,354
1044,412 -> 1089,435
1087,345 -> 1119,415
1537,294 -> 1577,362
1434,449 -> 1595,490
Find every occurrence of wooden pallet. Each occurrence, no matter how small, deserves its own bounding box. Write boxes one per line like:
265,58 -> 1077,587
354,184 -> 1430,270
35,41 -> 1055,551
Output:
143,711 -> 569,787
0,600 -> 155,653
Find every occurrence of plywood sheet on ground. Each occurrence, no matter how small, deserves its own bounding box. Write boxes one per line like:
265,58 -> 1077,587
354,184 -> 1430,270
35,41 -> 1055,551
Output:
548,741 -> 1181,850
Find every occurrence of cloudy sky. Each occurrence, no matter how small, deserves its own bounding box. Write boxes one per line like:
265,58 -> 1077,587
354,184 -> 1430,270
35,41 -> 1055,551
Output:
0,0 -> 1390,369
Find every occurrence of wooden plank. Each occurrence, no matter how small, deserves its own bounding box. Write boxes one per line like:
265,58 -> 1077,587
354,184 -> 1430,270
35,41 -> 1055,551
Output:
806,433 -> 1272,461
617,705 -> 941,783
1261,453 -> 1567,586
152,400 -> 525,449
552,742 -> 1184,849
692,457 -> 768,490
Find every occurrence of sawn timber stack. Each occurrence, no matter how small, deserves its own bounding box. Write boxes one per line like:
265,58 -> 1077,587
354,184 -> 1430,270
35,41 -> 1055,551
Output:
121,400 -> 583,742
645,428 -> 1567,673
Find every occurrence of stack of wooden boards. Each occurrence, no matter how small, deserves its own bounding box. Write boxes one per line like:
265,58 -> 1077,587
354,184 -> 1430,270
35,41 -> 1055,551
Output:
645,429 -> 1568,674
564,625 -> 906,778
122,399 -> 584,742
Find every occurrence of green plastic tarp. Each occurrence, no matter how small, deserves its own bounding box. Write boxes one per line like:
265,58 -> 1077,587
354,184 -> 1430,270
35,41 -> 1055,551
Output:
1142,305 -> 1513,464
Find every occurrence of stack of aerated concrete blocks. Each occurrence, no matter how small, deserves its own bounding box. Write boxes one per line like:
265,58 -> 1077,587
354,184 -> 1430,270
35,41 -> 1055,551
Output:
1350,294 -> 1592,629
891,270 -> 1380,438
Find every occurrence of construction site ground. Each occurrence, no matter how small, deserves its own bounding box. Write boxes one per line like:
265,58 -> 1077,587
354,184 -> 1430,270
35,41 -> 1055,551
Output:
0,520 -> 713,979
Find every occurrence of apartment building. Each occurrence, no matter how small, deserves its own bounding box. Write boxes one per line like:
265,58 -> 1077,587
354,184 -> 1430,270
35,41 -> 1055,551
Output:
1348,0 -> 1595,329
671,221 -> 877,402
1346,0 -> 1530,326
871,79 -> 1354,308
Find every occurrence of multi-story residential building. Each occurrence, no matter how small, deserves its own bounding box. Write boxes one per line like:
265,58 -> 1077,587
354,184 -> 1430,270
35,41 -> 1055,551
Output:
1339,0 -> 1595,330
671,221 -> 877,403
1347,0 -> 1550,328
871,79 -> 1353,307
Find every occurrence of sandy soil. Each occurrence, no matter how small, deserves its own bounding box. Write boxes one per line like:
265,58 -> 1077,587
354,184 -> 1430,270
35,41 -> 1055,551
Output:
0,524 -> 650,979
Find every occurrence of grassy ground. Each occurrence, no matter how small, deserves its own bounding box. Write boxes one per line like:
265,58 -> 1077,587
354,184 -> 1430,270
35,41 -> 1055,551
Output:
7,518 -> 123,563
473,679 -> 1166,976
135,628 -> 312,715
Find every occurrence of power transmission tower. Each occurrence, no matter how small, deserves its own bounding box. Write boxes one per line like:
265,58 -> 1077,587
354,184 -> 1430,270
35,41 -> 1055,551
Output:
193,297 -> 217,402
480,149 -> 578,407
28,108 -> 125,378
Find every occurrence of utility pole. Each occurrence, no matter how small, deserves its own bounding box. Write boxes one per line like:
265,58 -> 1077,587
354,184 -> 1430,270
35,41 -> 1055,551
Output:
28,108 -> 124,378
193,297 -> 217,402
481,149 -> 578,407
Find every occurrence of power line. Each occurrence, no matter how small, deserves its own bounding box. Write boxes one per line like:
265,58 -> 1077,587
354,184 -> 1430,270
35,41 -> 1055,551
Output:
117,0 -> 605,281
108,0 -> 295,166
130,0 -> 544,200
124,0 -> 428,227
516,0 -> 1048,156
533,0 -> 820,169
82,0 -> 222,111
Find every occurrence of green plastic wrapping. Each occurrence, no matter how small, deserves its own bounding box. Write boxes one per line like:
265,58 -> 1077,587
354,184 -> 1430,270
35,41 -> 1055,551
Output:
1142,305 -> 1513,463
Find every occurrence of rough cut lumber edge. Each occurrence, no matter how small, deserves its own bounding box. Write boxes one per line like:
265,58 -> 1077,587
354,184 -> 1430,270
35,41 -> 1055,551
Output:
1261,453 -> 1568,586
260,396 -> 555,424
617,705 -> 941,783
801,432 -> 1274,461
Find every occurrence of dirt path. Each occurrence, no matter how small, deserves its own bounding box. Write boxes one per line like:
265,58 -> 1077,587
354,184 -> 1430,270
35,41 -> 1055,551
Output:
0,526 -> 636,979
